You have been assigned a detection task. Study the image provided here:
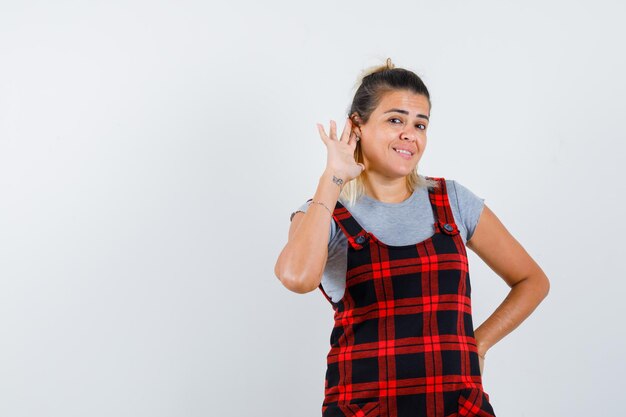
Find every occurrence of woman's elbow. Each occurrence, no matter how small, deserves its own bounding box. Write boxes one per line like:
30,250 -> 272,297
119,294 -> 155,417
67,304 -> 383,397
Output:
274,259 -> 321,295
541,274 -> 551,298
530,270 -> 551,301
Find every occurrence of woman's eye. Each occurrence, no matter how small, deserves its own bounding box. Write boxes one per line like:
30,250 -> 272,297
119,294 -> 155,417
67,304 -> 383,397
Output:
417,124 -> 426,130
389,118 -> 402,124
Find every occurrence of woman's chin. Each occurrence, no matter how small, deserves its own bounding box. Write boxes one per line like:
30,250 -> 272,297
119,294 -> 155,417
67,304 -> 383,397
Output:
362,158 -> 419,177
382,167 -> 417,179
394,162 -> 419,175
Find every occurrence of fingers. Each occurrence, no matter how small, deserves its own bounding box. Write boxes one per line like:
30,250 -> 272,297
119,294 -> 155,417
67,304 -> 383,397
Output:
347,130 -> 360,147
316,123 -> 329,143
339,118 -> 352,142
329,120 -> 338,140
317,120 -> 339,143
317,119 -> 359,145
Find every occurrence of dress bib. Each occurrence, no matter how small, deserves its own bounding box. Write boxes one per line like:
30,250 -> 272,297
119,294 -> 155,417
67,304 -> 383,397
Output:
319,177 -> 496,417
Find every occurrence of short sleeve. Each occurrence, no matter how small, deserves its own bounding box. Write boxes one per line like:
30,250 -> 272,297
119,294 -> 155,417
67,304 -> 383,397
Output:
289,199 -> 338,243
290,199 -> 312,222
451,180 -> 485,242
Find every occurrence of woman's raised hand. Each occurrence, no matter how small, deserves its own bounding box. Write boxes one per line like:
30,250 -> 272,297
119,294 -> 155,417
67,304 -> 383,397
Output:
316,118 -> 365,184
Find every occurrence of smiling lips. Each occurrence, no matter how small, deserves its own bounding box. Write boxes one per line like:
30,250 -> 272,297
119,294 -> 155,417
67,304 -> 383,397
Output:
393,147 -> 415,159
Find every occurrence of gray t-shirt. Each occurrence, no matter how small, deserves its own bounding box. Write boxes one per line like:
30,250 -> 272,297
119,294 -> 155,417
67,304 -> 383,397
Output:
290,175 -> 485,303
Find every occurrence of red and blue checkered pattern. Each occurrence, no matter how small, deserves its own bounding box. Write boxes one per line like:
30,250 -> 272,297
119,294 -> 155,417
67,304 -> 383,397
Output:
319,177 -> 496,417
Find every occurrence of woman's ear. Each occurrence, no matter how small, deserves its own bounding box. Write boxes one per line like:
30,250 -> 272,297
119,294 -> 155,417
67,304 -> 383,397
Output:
350,113 -> 363,137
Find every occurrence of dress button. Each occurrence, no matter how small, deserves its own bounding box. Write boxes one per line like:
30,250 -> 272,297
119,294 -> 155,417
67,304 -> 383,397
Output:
443,223 -> 454,232
355,235 -> 367,244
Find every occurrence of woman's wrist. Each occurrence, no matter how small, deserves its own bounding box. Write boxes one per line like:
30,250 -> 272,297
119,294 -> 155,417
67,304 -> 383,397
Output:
475,334 -> 489,359
308,170 -> 342,219
322,169 -> 346,190
477,345 -> 488,359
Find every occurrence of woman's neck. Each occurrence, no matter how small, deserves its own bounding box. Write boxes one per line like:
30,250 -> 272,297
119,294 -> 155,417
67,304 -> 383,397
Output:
363,176 -> 412,204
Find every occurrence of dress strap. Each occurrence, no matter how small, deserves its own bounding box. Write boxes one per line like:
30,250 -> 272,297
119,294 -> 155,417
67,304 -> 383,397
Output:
426,176 -> 461,236
331,200 -> 370,251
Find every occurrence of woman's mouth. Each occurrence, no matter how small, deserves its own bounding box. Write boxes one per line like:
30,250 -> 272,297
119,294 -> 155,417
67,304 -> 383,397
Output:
393,148 -> 414,160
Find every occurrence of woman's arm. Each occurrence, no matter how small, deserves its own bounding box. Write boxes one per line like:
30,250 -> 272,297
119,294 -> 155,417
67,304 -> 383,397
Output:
274,170 -> 341,294
275,118 -> 364,295
466,204 -> 550,357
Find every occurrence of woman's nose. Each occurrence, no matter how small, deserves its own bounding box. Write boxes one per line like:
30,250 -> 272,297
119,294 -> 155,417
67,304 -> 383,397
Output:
401,127 -> 419,141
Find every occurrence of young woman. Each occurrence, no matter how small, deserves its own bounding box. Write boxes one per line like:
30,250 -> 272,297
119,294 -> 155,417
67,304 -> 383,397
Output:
274,59 -> 550,417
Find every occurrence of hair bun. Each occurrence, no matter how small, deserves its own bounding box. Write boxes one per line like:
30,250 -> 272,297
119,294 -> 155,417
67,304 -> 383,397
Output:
383,57 -> 395,70
352,57 -> 396,91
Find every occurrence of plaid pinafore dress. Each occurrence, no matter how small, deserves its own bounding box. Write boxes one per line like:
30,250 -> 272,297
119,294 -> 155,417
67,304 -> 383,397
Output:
319,177 -> 496,417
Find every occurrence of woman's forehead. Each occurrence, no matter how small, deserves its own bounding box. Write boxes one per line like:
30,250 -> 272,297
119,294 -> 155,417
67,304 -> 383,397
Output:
375,90 -> 430,116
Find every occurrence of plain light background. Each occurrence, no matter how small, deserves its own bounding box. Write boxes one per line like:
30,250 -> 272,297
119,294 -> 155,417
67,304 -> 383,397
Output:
1,1 -> 624,416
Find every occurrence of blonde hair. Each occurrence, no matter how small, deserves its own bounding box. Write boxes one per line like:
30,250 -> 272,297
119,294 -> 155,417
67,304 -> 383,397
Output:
340,58 -> 439,207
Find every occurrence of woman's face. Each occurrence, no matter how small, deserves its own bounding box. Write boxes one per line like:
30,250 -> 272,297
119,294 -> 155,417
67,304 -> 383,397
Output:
355,89 -> 430,179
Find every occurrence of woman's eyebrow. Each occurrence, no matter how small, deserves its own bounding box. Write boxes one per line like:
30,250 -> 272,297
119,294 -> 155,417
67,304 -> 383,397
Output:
383,108 -> 429,121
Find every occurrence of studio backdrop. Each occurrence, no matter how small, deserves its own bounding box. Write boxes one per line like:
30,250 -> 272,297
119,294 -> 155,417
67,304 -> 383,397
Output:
0,1 -> 624,416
